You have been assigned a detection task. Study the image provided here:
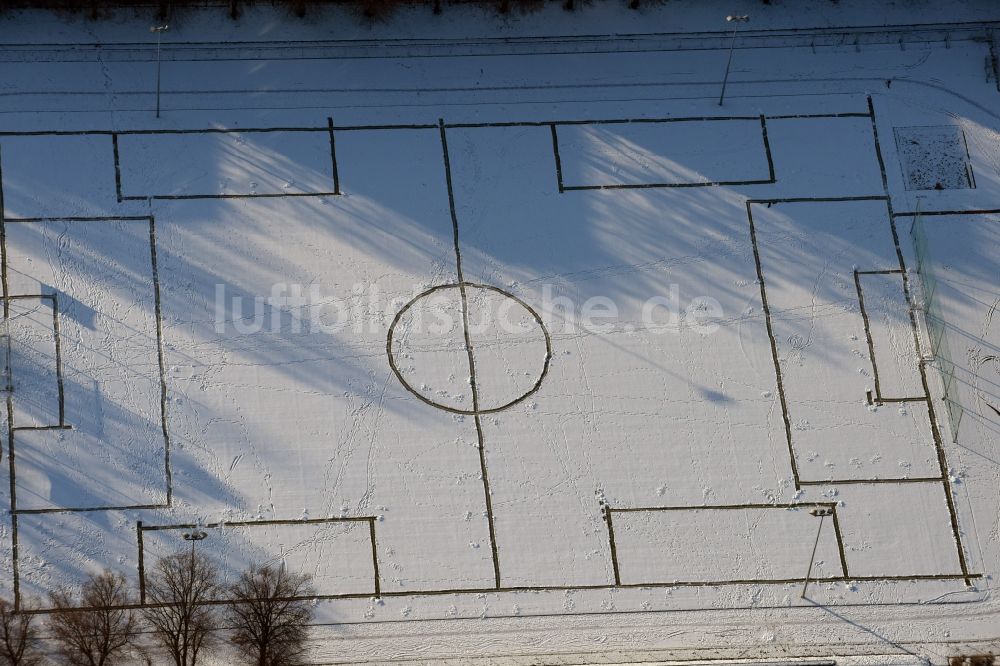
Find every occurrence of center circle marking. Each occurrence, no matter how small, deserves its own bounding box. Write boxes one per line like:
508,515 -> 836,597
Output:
387,282 -> 551,415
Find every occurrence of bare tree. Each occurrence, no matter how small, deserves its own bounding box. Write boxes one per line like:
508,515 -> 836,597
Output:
48,570 -> 140,666
225,564 -> 316,666
144,550 -> 219,666
0,597 -> 42,666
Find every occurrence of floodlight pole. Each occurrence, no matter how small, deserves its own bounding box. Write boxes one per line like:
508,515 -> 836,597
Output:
183,529 -> 208,571
801,507 -> 834,598
718,15 -> 749,106
151,24 -> 170,119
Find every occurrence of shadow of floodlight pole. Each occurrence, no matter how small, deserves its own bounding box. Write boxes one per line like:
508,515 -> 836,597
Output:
719,14 -> 749,106
803,598 -> 928,661
802,507 -> 834,598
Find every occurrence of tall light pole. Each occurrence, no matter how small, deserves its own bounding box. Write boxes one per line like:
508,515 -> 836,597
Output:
150,24 -> 170,119
182,529 -> 208,572
718,14 -> 749,106
801,507 -> 834,598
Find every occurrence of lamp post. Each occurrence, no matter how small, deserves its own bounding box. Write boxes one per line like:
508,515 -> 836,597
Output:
150,24 -> 170,118
182,529 -> 208,572
801,507 -> 834,598
718,14 -> 749,106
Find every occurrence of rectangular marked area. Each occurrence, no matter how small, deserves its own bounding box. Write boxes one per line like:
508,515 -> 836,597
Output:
0,135 -> 120,218
3,296 -> 62,428
116,129 -> 335,199
834,482 -> 963,577
15,510 -> 145,607
0,103 -> 985,622
856,272 -> 924,401
140,520 -> 377,597
3,218 -> 167,510
446,124 -> 791,587
611,505 -> 845,585
763,117 -> 884,198
556,118 -> 772,189
152,128 -> 498,592
750,199 -> 939,482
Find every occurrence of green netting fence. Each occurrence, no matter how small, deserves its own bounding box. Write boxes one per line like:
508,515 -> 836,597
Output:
910,204 -> 964,443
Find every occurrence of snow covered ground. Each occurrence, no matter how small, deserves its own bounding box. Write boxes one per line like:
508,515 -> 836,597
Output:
0,1 -> 998,663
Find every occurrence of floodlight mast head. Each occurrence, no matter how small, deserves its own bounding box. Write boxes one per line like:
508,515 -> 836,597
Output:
150,24 -> 170,32
726,14 -> 749,22
182,529 -> 209,563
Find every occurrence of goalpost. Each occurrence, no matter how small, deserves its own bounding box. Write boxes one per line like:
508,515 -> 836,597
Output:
909,203 -> 964,443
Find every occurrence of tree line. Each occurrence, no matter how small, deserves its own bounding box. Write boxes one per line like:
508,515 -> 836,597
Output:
0,548 -> 317,665
0,0 -> 681,22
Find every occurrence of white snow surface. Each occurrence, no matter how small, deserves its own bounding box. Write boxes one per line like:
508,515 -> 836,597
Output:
0,1 -> 998,663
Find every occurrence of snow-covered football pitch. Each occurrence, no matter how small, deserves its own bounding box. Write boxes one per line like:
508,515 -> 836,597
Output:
0,10 -> 999,661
